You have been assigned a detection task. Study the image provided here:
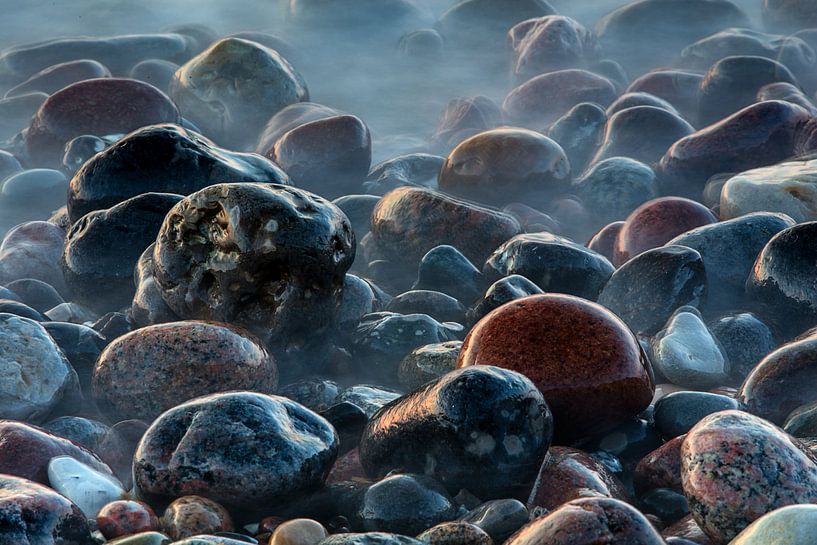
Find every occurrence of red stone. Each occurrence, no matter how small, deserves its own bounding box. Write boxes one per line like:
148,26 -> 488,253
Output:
97,500 -> 159,539
587,221 -> 624,264
160,495 -> 234,541
634,435 -> 684,494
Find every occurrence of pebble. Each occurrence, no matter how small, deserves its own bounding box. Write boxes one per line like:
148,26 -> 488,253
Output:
364,153 -> 444,195
508,15 -> 598,82
460,499 -> 529,544
412,245 -> 483,305
47,455 -> 125,518
317,534 -> 423,545
653,391 -> 743,439
360,474 -> 459,535
270,518 -> 328,545
547,102 -> 607,174
6,278 -> 64,313
783,401 -> 817,437
466,274 -> 543,326
386,290 -> 466,324
161,496 -> 234,541
107,532 -> 171,545
416,521 -> 492,545
721,159 -> 817,223
0,221 -> 66,292
97,500 -> 160,540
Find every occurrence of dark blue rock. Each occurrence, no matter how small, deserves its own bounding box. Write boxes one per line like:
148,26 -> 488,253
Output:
0,299 -> 47,321
61,135 -> 108,175
42,416 -> 109,453
640,488 -> 689,525
466,274 -> 544,326
364,154 -> 443,196
708,312 -> 778,383
278,379 -> 340,412
413,245 -> 484,305
333,195 -> 381,239
5,278 -> 64,313
460,499 -> 529,543
572,157 -> 658,227
653,391 -> 743,439
360,474 -> 459,534
386,290 -> 466,324
547,102 -> 607,175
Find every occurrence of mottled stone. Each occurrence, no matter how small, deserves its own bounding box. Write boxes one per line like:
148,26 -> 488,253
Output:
360,474 -> 459,535
43,416 -> 108,453
398,341 -> 461,390
270,518 -> 328,545
317,534 -> 422,545
654,392 -> 743,439
417,521 -> 492,545
107,531 -> 171,545
97,500 -> 159,540
0,221 -> 65,292
161,496 -> 233,540
508,16 -> 599,83
661,514 -> 712,544
572,157 -> 658,227
709,313 -> 777,383
360,366 -> 552,498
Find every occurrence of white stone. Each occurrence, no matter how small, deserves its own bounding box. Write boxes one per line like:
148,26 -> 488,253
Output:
721,159 -> 817,222
729,504 -> 817,545
48,455 -> 125,518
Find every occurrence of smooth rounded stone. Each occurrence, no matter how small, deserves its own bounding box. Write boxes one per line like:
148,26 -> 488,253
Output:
98,499 -> 159,539
613,197 -> 717,267
129,59 -> 179,92
546,102 -> 607,175
681,410 -> 817,543
680,28 -> 812,74
720,159 -> 817,222
598,245 -> 706,335
466,275 -> 543,326
587,221 -> 624,264
784,401 -> 817,437
730,504 -> 817,545
438,128 -> 570,207
634,435 -> 685,494
508,16 -> 599,83
63,192 -> 182,313
572,157 -> 658,226
412,245 -> 483,305
641,488 -> 689,526
93,321 -> 277,421
431,96 -> 502,153
45,302 -> 96,324
506,497 -> 665,545
460,499 -> 528,544
668,212 -> 795,313
319,401 -> 368,456
746,222 -> 817,334
152,183 -> 354,348
279,379 -> 340,413
61,134 -> 108,175
270,518 -> 327,545
708,313 -> 777,383
370,187 -> 521,268
459,294 -> 653,441
484,233 -> 614,301
171,38 -> 308,149
654,392 -> 743,440
67,124 -> 289,223
271,115 -> 371,199
580,416 -> 662,474
0,299 -> 47,321
0,313 -> 76,421
0,92 -> 47,141
47,455 -> 125,518
651,308 -> 729,389
591,106 -> 695,166
1,168 -> 68,213
364,154 -> 444,196
626,70 -> 704,124
662,515 -> 712,544
333,195 -> 380,239
607,92 -> 680,117
360,474 -> 459,535
256,102 -> 340,157
502,203 -> 560,235
527,446 -> 628,511
0,221 -> 65,292
764,0 -> 817,32
594,0 -> 749,74
97,419 -> 149,487
43,416 -> 108,452
171,536 -> 253,545
108,531 -> 171,545
339,274 -> 376,329
5,59 -> 111,98
658,101 -> 812,198
5,278 -> 64,313
385,291 -> 466,323
134,391 -> 338,509
418,522 -> 492,545
503,69 -> 618,131
758,82 -> 817,115
43,321 -> 105,395
360,366 -> 552,498
399,29 -> 444,59
317,533 -> 422,545
0,150 -> 22,180
161,496 -> 234,540
0,473 -> 93,544
25,78 -> 180,168
698,56 -> 799,126
398,341 -> 461,391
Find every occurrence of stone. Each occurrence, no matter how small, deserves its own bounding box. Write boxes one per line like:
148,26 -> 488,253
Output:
634,436 -> 685,493
412,245 -> 483,305
134,391 -> 338,509
572,157 -> 658,227
508,16 -> 599,83
654,392 -> 743,439
417,521 -> 492,545
359,366 -> 552,499
257,103 -> 341,158
360,474 -> 459,535
607,92 -> 680,116
67,123 -> 290,223
398,341 -> 461,390
170,38 -> 308,149
0,221 -> 66,293
93,321 -> 277,422
641,488 -> 689,526
270,518 -> 328,545
783,401 -> 817,437
279,379 -> 340,412
758,82 -> 817,114
0,473 -> 92,544
97,500 -> 159,540
458,294 -> 654,442
730,504 -> 817,545
5,59 -> 111,98
152,183 -> 354,348
131,244 -> 180,327
47,455 -> 125,518
398,29 -> 444,59
43,416 -> 109,453
161,496 -> 234,541
586,221 -> 623,264
61,134 -> 108,175
45,302 -> 95,324
651,308 -> 730,389
98,420 -> 148,488
25,78 -> 180,167
431,97 -> 502,153
317,534 -> 422,545
63,192 -> 182,313
364,154 -> 443,196
709,312 -> 777,383
460,500 -> 529,544
338,386 -> 402,419
339,274 -> 376,329
108,531 -> 171,545
598,245 -> 706,335
546,102 -> 607,175
42,322 -> 105,401
5,278 -> 64,313
763,0 -> 817,33
332,195 -> 380,239
0,168 -> 69,220
626,70 -> 703,124
0,92 -> 47,141
129,59 -> 179,91
681,410 -> 817,543
720,159 -> 817,222
386,291 -> 466,323
484,233 -> 614,301
505,497 -> 665,545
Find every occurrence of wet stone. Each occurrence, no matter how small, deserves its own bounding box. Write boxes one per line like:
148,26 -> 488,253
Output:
431,96 -> 502,153
572,157 -> 658,228
640,488 -> 689,526
278,379 -> 340,412
459,294 -> 653,442
42,321 -> 105,402
336,385 -> 400,420
257,102 -> 340,158
61,134 -> 108,175
625,70 -> 704,125
43,416 -> 108,453
134,391 -> 338,509
5,59 -> 111,98
332,195 -> 380,239
317,533 -> 422,545
319,401 -> 367,455
161,496 -> 234,541
460,499 -> 529,544
108,531 -> 171,544
546,102 -> 607,175
0,221 -> 66,293
359,366 -> 552,499
412,245 -> 483,305
129,59 -> 179,92
360,474 -> 459,535
607,92 -> 680,117
634,436 -> 685,494
783,401 -> 817,437
6,278 -> 64,313
654,392 -> 743,440
398,341 -> 461,391
93,321 -> 278,422
364,154 -> 443,196
0,299 -> 47,321
97,500 -> 159,540
586,221 -> 623,264
597,245 -> 706,335
398,29 -> 444,59
730,504 -> 817,545
0,168 -> 69,220
417,521 -> 492,545
47,455 -> 125,518
385,290 -> 466,324
0,92 -> 47,142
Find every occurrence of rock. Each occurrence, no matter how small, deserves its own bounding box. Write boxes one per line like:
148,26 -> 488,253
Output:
67,123 -> 289,223
5,278 -> 64,313
98,420 -> 148,488
527,446 -> 628,510
0,313 -> 76,421
654,392 -> 743,439
134,391 -> 338,509
0,168 -> 69,220
458,294 -> 653,442
131,244 -> 180,327
339,274 -> 376,329
129,59 -> 179,92
505,497 -> 665,545
317,534 -> 422,545
398,341 -> 461,390
438,128 -> 569,207
45,302 -> 95,324
417,521 -> 492,545
626,70 -> 704,124
651,308 -> 730,389
0,92 -> 47,141
43,416 -> 109,453
572,157 -> 658,227
730,504 -> 817,545
256,103 -> 340,158
0,298 -> 47,320
607,92 -> 680,116
5,59 -> 111,98
508,16 -> 599,83
359,366 -> 552,498
503,69 -> 618,131
586,221 -> 623,264
25,78 -> 181,167
641,488 -> 689,526
398,29 -> 444,59
634,436 -> 685,493
431,97 -> 502,153
668,212 -> 795,313
47,455 -> 125,518
332,195 -> 380,239
161,496 -> 234,541
152,183 -> 354,348
460,499 -> 529,544
0,473 -> 92,544
0,221 -> 66,293
61,134 -> 108,175
107,531 -> 171,544
681,410 -> 817,543
597,245 -> 706,335
386,291 -> 466,323
271,518 -> 328,545
784,401 -> 817,437
97,500 -> 160,540
360,474 -> 459,535
63,192 -> 182,313
758,81 -> 817,114
364,153 -> 443,196
279,379 -> 340,412
93,321 -> 277,421
0,150 -> 22,180
709,312 -> 777,383
483,233 -> 614,301
614,197 -> 717,266
370,187 -> 521,267
338,386 -> 402,418
546,102 -> 607,174
412,245 -> 483,305
42,321 -> 105,400
170,38 -> 308,149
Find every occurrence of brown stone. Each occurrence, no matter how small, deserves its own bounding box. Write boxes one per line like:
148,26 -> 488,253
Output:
634,435 -> 684,493
587,221 -> 624,264
160,495 -> 234,541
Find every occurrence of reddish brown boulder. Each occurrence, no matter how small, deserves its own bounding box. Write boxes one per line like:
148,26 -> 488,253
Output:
634,435 -> 685,493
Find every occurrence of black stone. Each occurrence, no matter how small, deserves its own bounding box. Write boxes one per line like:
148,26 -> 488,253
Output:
385,290 -> 466,324
653,391 -> 743,440
467,274 -> 544,326
460,499 -> 529,544
708,312 -> 778,383
360,474 -> 459,535
4,279 -> 63,313
547,102 -> 607,175
640,488 -> 689,526
412,245 -> 484,305
333,195 -> 381,239
320,402 -> 368,456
